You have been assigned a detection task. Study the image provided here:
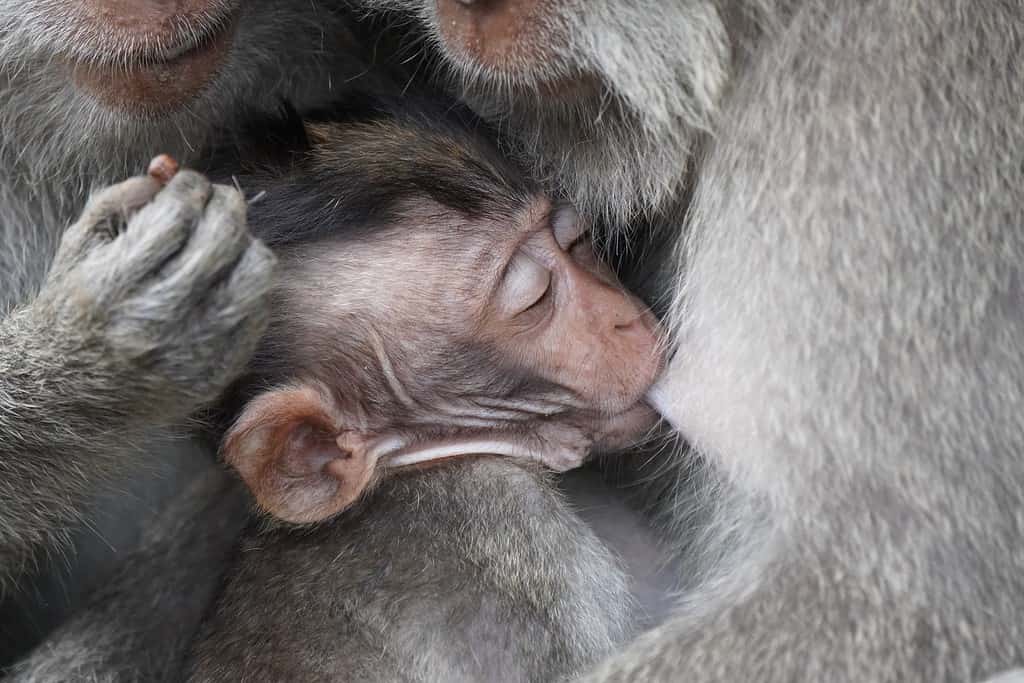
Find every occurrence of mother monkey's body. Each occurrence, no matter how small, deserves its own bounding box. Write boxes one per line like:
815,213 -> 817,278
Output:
377,0 -> 1024,680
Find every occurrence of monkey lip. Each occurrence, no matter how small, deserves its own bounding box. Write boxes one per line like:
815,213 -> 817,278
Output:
70,13 -> 239,116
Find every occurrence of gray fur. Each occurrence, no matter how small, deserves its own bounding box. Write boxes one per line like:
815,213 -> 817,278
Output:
0,430 -> 219,666
360,0 -> 1024,680
0,0 -> 363,309
359,0 -> 733,228
10,0 -> 1023,680
983,673 -> 1024,683
7,463 -> 249,683
1,2 -> 645,675
625,2 -> 1024,678
0,167 -> 274,596
0,0 -> 371,666
189,459 -> 634,683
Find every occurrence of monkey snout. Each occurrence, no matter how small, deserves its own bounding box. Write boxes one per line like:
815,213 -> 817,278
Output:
69,0 -> 239,114
435,0 -> 552,70
609,308 -> 664,396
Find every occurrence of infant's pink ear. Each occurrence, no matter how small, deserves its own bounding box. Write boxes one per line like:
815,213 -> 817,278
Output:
221,384 -> 377,524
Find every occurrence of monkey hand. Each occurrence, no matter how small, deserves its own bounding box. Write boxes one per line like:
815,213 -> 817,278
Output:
29,169 -> 276,425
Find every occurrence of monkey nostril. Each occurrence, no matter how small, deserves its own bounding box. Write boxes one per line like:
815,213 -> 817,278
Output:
614,312 -> 655,334
613,317 -> 646,342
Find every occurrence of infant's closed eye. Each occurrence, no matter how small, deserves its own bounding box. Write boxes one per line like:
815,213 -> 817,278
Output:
499,251 -> 552,316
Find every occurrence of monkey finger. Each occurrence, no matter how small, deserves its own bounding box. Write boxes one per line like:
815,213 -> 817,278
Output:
126,169 -> 212,240
77,176 -> 164,229
188,242 -> 276,384
109,170 -> 214,286
56,176 -> 163,264
159,185 -> 252,302
196,238 -> 277,331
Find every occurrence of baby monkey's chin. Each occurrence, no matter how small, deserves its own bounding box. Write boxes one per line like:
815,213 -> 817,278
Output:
588,401 -> 663,453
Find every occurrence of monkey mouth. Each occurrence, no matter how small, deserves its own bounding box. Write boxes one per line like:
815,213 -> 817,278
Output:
69,11 -> 239,116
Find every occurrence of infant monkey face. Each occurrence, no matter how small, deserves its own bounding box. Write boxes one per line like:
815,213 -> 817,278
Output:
441,199 -> 664,457
480,201 -> 663,415
358,197 -> 663,448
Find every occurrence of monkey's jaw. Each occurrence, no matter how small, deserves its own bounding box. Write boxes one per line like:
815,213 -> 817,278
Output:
587,402 -> 663,453
69,11 -> 239,116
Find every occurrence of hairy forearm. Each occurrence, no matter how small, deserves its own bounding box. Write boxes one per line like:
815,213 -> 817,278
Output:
6,467 -> 249,683
0,308 -> 145,590
0,167 -> 273,591
0,307 -> 140,448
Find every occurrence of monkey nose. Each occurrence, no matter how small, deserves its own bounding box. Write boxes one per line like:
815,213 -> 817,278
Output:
435,0 -> 548,68
614,310 -> 659,355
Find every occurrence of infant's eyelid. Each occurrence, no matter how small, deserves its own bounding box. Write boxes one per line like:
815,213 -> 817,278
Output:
501,251 -> 552,315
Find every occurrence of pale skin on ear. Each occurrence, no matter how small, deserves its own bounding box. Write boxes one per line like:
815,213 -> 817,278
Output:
223,385 -> 372,525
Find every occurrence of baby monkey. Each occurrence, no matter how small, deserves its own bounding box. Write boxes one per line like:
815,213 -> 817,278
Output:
215,97 -> 663,524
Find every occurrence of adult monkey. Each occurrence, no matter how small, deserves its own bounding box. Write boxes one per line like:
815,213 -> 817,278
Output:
0,0 -> 376,666
355,0 -> 1024,681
